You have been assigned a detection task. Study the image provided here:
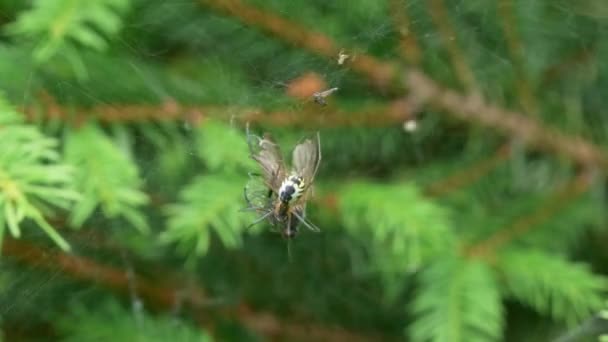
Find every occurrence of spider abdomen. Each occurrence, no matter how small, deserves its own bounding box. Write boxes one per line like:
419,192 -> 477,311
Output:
278,175 -> 305,204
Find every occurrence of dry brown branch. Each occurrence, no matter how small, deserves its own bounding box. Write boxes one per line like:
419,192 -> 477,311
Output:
2,237 -> 194,309
497,0 -> 538,114
389,0 -> 422,65
405,70 -> 608,171
541,47 -> 596,86
425,144 -> 511,197
235,307 -> 389,342
200,0 -> 608,175
427,0 -> 478,91
464,171 -> 592,259
23,95 -> 412,128
200,0 -> 399,90
1,237 -> 390,342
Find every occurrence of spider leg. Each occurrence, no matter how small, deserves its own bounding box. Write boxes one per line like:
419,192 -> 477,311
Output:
243,186 -> 251,203
292,210 -> 321,232
245,210 -> 273,230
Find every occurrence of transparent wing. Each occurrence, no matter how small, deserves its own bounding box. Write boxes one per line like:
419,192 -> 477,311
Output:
243,173 -> 276,230
292,132 -> 321,185
243,173 -> 273,212
246,126 -> 286,192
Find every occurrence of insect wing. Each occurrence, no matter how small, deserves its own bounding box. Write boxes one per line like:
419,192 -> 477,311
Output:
243,174 -> 273,213
292,132 -> 321,186
291,133 -> 322,233
246,129 -> 286,192
243,174 -> 277,231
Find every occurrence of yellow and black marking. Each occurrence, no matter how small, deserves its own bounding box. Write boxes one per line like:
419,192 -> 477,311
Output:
278,174 -> 305,204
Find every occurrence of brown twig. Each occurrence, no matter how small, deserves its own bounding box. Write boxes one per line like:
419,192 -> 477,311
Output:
23,96 -> 412,128
541,47 -> 596,86
200,0 -> 399,90
200,0 -> 608,174
497,0 -> 538,114
389,0 -> 422,65
1,237 -> 389,342
425,144 -> 511,197
2,238 -> 195,309
427,0 -> 477,91
464,171 -> 592,259
405,70 -> 608,171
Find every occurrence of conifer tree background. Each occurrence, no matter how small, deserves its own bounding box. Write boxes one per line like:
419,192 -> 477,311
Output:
0,0 -> 607,341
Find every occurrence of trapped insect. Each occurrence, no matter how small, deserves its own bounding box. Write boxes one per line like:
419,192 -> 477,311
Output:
243,125 -> 322,239
313,87 -> 339,106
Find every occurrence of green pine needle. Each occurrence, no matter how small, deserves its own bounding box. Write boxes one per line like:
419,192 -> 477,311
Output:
410,258 -> 503,342
340,181 -> 455,274
6,0 -> 131,79
161,174 -> 253,257
196,119 -> 254,172
0,95 -> 79,251
65,123 -> 149,233
499,249 -> 607,325
57,299 -> 212,342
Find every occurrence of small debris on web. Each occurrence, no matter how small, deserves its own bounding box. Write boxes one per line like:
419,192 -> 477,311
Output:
313,87 -> 339,106
403,119 -> 418,132
337,49 -> 350,65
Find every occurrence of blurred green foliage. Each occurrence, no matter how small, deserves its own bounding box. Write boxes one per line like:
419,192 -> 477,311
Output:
499,249 -> 605,325
57,300 -> 212,342
6,0 -> 130,78
0,0 -> 607,341
65,123 -> 149,232
411,258 -> 503,342
0,94 -> 79,250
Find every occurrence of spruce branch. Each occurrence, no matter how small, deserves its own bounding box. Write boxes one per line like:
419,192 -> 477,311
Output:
388,0 -> 422,65
0,96 -> 79,251
410,258 -> 503,342
541,47 -> 596,86
58,300 -> 213,341
1,237 -> 388,342
406,70 -> 608,171
6,0 -> 131,74
427,0 -> 478,91
160,121 -> 257,257
497,0 -> 539,114
160,174 -> 250,257
202,0 -> 608,176
200,0 -> 400,90
465,171 -> 592,259
340,182 -> 454,278
498,249 -> 607,325
2,237 -> 190,309
23,96 -> 413,128
425,144 -> 511,197
64,123 -> 149,232
195,119 -> 256,172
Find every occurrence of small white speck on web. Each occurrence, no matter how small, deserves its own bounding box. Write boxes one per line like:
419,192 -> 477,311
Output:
122,251 -> 144,328
337,49 -> 350,65
403,119 -> 418,132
